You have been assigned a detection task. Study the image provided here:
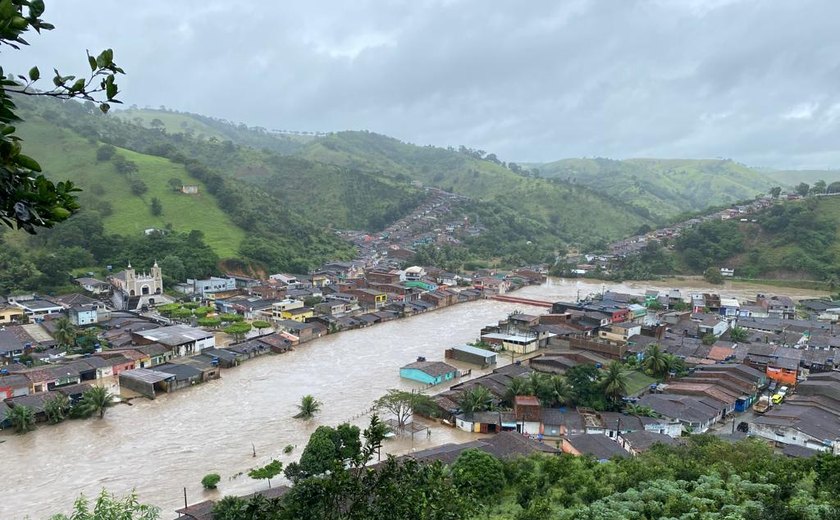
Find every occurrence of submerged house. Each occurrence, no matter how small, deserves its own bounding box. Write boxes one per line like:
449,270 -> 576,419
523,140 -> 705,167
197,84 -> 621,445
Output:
444,344 -> 497,367
400,360 -> 458,385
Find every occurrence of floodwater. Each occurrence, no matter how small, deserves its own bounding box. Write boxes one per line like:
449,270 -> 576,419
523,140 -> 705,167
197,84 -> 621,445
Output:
1,277 -> 827,519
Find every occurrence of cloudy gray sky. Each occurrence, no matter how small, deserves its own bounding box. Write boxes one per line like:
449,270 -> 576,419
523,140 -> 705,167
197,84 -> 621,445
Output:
6,0 -> 840,168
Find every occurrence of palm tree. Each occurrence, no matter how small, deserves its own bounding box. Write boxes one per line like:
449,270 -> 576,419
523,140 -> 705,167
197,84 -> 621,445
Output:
44,394 -> 70,424
624,404 -> 658,417
53,316 -> 77,349
294,395 -> 322,419
459,386 -> 493,419
79,386 -> 115,419
663,353 -> 685,379
503,376 -> 532,407
548,375 -> 571,407
642,344 -> 668,378
6,405 -> 36,433
729,326 -> 749,343
601,361 -> 628,403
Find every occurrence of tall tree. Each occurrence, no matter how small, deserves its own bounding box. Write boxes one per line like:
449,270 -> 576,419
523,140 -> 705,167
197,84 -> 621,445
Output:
374,389 -> 436,430
642,344 -> 668,378
0,2 -> 124,233
53,316 -> 77,349
458,386 -> 493,419
795,182 -> 810,196
248,459 -> 283,489
503,376 -> 533,407
601,361 -> 629,403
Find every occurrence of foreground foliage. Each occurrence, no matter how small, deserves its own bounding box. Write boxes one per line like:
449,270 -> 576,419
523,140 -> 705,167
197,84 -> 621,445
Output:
49,489 -> 159,520
54,431 -> 840,520
1,0 -> 123,234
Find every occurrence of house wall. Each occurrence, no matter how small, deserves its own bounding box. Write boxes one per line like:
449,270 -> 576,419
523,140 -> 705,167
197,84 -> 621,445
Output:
501,339 -> 538,354
119,375 -> 157,399
748,422 -> 832,452
0,308 -> 24,323
399,368 -> 437,385
455,417 -> 474,432
644,422 -> 683,438
71,309 -> 98,326
766,366 -> 798,385
518,420 -> 541,436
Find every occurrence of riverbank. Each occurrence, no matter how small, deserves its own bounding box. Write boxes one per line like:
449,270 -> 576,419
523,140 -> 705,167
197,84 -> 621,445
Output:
4,277 -> 832,519
2,297 -> 546,520
515,276 -> 830,303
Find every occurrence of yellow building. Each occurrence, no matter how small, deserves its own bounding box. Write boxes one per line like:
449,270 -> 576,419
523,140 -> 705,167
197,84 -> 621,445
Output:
281,307 -> 314,323
0,304 -> 25,324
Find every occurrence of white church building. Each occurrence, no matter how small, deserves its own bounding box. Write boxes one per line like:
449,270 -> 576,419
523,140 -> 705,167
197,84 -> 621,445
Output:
109,261 -> 172,310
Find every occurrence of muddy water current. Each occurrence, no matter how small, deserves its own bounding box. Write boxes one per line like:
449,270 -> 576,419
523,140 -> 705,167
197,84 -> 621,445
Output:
2,277 -> 827,518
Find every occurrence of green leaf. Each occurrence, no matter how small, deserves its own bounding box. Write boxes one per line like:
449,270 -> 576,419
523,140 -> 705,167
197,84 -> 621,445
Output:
27,66 -> 38,81
87,54 -> 97,72
30,0 -> 45,17
16,154 -> 42,172
99,103 -> 110,114
105,80 -> 117,100
70,78 -> 85,92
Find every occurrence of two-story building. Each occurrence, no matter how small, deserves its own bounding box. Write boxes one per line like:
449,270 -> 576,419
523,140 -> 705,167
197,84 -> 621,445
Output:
346,288 -> 387,310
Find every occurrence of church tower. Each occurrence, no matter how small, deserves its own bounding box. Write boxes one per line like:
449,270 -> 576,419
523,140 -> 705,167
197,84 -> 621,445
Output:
151,260 -> 163,294
125,262 -> 136,287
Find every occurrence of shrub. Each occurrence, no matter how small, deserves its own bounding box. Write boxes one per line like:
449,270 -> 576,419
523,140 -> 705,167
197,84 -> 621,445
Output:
201,473 -> 221,490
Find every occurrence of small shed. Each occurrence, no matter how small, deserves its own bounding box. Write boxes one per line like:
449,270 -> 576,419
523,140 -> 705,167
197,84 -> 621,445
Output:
400,360 -> 458,385
445,344 -> 497,367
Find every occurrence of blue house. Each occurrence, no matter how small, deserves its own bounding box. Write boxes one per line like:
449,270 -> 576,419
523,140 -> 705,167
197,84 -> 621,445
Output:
400,360 -> 458,385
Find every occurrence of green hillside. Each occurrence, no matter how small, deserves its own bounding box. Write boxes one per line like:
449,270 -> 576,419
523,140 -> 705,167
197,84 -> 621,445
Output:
537,158 -> 777,219
17,117 -> 245,258
763,168 -> 840,186
115,108 -> 311,155
296,131 -> 655,245
9,97 -> 356,276
660,196 -> 840,283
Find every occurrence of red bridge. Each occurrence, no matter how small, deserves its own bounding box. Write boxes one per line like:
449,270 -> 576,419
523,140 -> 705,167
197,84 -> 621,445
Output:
490,295 -> 553,308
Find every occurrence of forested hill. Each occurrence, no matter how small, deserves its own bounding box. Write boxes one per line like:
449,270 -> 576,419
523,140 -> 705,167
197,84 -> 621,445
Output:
296,131 -> 656,241
10,99 -> 822,286
4,97 -> 357,288
537,158 -> 777,219
13,101 -> 664,269
614,196 -> 840,284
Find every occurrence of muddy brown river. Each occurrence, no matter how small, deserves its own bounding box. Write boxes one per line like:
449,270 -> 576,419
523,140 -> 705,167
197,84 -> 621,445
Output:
2,278 -> 827,519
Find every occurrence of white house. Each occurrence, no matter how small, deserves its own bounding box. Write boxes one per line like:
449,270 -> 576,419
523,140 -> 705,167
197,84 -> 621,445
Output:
131,325 -> 215,358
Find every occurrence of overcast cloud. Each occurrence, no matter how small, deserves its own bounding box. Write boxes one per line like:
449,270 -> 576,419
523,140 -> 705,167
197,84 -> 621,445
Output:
5,0 -> 840,168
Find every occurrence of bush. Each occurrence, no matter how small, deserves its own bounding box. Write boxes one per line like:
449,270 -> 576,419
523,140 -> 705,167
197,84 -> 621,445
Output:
283,444 -> 294,454
96,144 -> 116,161
201,473 -> 221,490
129,177 -> 148,196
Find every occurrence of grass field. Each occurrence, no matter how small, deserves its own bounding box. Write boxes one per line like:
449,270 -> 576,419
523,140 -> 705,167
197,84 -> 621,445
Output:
114,109 -> 228,141
17,118 -> 246,258
623,370 -> 658,396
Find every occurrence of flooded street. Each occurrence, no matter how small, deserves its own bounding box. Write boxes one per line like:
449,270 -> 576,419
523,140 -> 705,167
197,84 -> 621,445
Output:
2,278 -> 827,519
